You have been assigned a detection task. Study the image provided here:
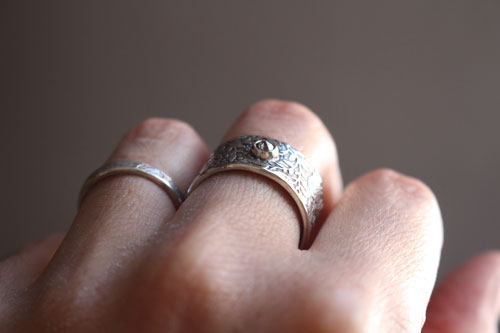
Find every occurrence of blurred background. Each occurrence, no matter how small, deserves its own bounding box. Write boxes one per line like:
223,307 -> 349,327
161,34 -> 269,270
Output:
1,1 -> 499,283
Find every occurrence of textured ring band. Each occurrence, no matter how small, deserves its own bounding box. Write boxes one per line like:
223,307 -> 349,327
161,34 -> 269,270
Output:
187,135 -> 323,249
78,161 -> 185,209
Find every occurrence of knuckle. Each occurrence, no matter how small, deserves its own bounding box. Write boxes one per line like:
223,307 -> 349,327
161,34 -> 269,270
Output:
168,247 -> 236,298
355,168 -> 443,242
239,99 -> 337,160
299,284 -> 372,333
243,99 -> 323,130
140,242 -> 240,323
364,168 -> 437,206
114,118 -> 203,164
127,117 -> 197,143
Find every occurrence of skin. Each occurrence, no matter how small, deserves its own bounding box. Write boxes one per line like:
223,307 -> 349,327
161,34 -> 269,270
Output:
0,99 -> 499,332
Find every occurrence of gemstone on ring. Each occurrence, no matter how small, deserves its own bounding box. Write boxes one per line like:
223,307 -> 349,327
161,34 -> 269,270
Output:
252,139 -> 279,161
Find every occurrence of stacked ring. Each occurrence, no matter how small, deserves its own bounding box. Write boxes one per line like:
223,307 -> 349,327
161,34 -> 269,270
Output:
79,161 -> 185,209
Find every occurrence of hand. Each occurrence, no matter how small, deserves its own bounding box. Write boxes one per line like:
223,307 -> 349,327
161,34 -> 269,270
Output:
1,100 -> 498,332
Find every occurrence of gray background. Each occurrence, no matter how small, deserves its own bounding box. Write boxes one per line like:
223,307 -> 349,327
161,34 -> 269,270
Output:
1,1 -> 499,283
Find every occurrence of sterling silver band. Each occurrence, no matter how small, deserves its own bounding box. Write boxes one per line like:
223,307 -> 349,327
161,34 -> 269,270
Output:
78,161 -> 184,209
187,135 -> 323,249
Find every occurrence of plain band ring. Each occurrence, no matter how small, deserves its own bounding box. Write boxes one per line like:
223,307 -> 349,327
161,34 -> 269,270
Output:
78,161 -> 185,209
187,135 -> 323,249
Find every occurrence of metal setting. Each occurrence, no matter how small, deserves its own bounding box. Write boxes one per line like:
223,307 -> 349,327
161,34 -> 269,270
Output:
188,135 -> 323,249
78,161 -> 184,209
252,139 -> 280,161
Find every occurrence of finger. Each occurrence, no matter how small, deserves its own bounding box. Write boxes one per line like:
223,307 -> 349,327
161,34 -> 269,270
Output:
423,251 -> 500,333
0,234 -> 63,291
179,99 -> 342,252
134,100 -> 342,331
40,118 -> 208,284
311,169 -> 443,331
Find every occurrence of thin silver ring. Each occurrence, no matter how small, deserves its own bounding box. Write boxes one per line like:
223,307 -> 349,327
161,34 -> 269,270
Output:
78,161 -> 184,209
188,135 -> 323,249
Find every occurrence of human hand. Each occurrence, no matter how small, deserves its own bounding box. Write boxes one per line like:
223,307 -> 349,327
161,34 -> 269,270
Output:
1,100 -> 499,332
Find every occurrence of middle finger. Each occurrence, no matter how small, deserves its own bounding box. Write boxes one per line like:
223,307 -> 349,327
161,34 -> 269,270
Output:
176,99 -> 342,253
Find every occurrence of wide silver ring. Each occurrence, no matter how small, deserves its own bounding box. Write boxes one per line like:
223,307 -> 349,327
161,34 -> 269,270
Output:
187,135 -> 323,249
78,161 -> 184,209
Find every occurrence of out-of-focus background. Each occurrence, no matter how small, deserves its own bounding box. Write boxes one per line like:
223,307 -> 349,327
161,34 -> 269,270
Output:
1,1 -> 499,281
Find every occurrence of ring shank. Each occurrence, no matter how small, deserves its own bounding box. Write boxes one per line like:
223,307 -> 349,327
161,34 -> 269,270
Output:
78,161 -> 185,209
188,164 -> 312,248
